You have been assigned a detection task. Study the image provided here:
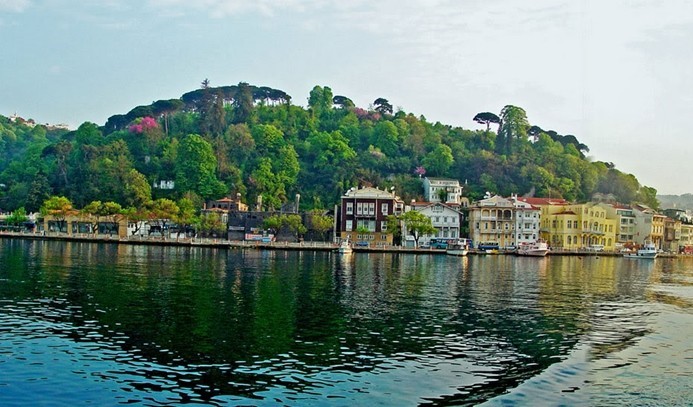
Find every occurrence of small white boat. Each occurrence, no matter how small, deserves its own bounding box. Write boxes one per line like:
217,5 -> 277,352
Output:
623,242 -> 657,259
447,239 -> 470,256
516,240 -> 550,257
336,240 -> 353,254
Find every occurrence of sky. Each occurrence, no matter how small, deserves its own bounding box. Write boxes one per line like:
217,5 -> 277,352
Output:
1,0 -> 692,194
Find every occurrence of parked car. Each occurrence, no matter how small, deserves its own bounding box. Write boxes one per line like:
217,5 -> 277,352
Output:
355,241 -> 370,247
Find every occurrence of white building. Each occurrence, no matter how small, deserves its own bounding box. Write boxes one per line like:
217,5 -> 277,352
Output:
422,177 -> 465,205
405,202 -> 464,247
510,196 -> 541,247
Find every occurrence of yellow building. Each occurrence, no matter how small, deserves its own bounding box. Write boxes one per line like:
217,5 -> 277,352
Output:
43,214 -> 129,238
519,199 -> 617,251
651,214 -> 666,248
680,223 -> 693,253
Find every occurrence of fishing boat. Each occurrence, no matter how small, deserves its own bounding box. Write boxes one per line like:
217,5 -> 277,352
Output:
623,242 -> 657,259
336,240 -> 353,254
446,239 -> 470,256
516,240 -> 550,257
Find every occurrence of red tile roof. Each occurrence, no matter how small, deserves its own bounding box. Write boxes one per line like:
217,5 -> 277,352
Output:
516,197 -> 568,206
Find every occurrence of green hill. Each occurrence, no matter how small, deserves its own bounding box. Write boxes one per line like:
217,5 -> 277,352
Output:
0,81 -> 659,213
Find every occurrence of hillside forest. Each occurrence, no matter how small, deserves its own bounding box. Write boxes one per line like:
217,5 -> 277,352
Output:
0,81 -> 660,215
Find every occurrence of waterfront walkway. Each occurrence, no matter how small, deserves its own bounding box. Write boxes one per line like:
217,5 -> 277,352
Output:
0,231 -> 679,258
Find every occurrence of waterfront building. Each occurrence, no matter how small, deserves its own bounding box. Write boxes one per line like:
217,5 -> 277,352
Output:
336,186 -> 404,245
600,204 -> 636,247
632,204 -> 666,248
467,195 -> 516,249
663,217 -> 681,252
42,214 -> 128,238
536,202 -> 617,251
540,207 -> 580,250
679,223 -> 693,253
510,196 -> 541,247
405,201 -> 464,247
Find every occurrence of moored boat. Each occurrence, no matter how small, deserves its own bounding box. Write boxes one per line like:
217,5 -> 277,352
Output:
336,240 -> 353,254
623,242 -> 657,259
446,239 -> 470,256
516,240 -> 550,257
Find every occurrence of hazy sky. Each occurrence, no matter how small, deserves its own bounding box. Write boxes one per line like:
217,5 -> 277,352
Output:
2,0 -> 692,194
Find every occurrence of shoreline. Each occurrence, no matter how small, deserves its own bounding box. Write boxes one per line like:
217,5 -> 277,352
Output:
0,232 -> 680,258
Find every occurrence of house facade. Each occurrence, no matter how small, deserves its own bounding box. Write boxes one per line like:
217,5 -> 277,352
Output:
601,204 -> 636,246
680,223 -> 693,253
406,202 -> 464,247
467,195 -> 516,249
663,218 -> 681,252
337,186 -> 404,245
632,204 -> 665,248
510,196 -> 541,247
540,203 -> 617,250
422,177 -> 465,205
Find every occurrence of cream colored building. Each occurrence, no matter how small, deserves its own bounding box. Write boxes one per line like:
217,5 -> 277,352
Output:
468,195 -> 516,249
632,204 -> 665,248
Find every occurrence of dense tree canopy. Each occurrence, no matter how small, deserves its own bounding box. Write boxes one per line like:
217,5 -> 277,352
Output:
0,82 -> 659,214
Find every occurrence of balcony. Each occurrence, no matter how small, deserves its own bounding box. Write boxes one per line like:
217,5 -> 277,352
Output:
478,216 -> 498,221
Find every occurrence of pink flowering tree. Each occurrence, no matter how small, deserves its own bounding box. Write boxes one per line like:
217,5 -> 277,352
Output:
128,116 -> 159,134
414,166 -> 426,178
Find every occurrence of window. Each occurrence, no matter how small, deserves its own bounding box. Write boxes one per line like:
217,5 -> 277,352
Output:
346,202 -> 353,215
357,219 -> 376,231
443,216 -> 448,223
381,221 -> 388,231
356,202 -> 363,215
368,202 -> 375,216
346,220 -> 353,231
381,203 -> 389,215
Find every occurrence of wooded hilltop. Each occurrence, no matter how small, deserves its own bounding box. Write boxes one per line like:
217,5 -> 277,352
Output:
0,81 -> 660,214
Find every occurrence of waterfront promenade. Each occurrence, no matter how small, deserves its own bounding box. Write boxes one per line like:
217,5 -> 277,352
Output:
0,231 -> 679,258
